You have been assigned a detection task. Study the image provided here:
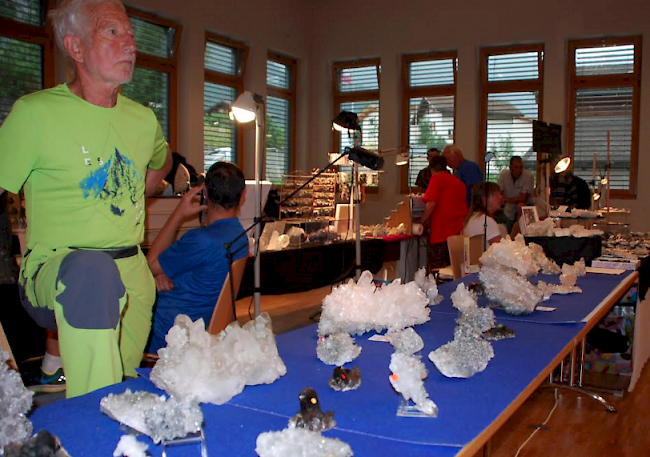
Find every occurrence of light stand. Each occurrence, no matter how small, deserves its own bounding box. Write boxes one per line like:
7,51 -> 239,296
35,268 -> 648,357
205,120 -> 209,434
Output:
229,91 -> 265,318
484,151 -> 496,248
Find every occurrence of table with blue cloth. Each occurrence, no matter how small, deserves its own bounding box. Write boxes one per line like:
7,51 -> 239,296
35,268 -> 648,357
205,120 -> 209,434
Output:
28,271 -> 637,456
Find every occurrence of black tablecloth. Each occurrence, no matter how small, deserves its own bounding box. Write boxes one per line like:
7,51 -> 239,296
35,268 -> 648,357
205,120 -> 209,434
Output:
524,236 -> 602,267
238,238 -> 386,297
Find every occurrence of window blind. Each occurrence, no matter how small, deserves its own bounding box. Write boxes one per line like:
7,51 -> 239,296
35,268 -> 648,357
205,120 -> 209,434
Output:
265,96 -> 290,184
405,56 -> 456,187
130,16 -> 175,59
205,41 -> 239,75
267,60 -> 290,89
0,36 -> 42,125
122,67 -> 169,139
575,45 -> 634,77
487,52 -> 539,81
0,0 -> 43,26
203,82 -> 237,169
338,65 -> 378,92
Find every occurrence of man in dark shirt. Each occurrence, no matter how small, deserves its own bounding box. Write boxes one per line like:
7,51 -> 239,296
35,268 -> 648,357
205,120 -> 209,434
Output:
550,171 -> 592,210
415,148 -> 441,193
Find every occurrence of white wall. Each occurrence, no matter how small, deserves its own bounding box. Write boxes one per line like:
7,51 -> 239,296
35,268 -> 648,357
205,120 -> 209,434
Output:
122,0 -> 649,228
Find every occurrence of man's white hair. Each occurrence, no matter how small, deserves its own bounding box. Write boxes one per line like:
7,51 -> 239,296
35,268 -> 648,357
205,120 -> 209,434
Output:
49,0 -> 125,53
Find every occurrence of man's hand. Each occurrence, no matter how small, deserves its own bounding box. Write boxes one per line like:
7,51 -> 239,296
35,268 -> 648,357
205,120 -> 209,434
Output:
172,185 -> 208,221
154,273 -> 174,291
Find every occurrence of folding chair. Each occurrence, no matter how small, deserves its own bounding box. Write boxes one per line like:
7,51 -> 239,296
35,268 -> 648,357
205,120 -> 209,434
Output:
207,256 -> 248,335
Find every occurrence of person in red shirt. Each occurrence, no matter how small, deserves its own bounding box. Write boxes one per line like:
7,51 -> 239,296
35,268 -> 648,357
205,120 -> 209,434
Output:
419,155 -> 468,269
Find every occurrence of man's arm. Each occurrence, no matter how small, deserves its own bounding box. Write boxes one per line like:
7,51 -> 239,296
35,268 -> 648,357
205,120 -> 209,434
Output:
147,185 -> 207,277
420,201 -> 436,224
145,147 -> 173,197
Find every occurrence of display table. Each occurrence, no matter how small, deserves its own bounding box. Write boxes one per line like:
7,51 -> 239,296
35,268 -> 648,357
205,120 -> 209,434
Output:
28,271 -> 638,456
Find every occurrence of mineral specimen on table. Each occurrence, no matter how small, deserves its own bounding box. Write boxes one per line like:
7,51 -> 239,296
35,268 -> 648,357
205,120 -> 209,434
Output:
150,312 -> 286,405
316,332 -> 361,366
0,350 -> 33,451
318,270 -> 430,336
478,264 -> 544,315
429,284 -> 495,378
389,353 -> 438,417
255,427 -> 353,457
112,435 -> 149,457
3,430 -> 69,457
387,327 -> 424,355
100,389 -> 203,444
414,267 -> 444,305
480,234 -> 560,277
482,324 -> 516,341
537,280 -> 582,300
289,388 -> 336,432
523,218 -> 555,237
329,366 -> 361,391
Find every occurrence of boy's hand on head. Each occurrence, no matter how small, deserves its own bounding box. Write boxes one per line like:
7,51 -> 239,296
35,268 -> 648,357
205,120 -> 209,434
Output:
174,185 -> 208,219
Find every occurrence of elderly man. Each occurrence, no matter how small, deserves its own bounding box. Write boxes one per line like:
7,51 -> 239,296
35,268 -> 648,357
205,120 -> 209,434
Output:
497,156 -> 534,233
0,0 -> 171,397
414,147 -> 441,193
443,144 -> 483,206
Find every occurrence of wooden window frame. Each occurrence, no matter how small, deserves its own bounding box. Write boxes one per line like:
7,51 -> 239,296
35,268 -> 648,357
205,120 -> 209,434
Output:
126,7 -> 181,151
0,0 -> 55,90
204,32 -> 249,166
400,51 -> 457,193
478,44 -> 545,180
267,52 -> 297,174
566,36 -> 641,200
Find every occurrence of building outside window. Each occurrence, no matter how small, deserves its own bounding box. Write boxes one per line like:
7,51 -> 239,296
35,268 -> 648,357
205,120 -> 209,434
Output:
203,34 -> 249,171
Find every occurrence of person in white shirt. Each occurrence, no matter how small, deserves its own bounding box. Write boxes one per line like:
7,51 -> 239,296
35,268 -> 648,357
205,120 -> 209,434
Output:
497,156 -> 534,233
463,182 -> 504,250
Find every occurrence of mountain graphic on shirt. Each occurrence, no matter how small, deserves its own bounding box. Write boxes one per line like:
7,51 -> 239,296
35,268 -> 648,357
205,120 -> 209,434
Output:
79,148 -> 140,217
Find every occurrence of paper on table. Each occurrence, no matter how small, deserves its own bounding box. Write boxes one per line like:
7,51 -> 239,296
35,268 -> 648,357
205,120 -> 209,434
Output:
585,267 -> 625,275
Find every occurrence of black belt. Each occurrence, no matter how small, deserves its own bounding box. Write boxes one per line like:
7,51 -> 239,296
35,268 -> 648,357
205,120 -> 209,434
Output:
70,245 -> 139,259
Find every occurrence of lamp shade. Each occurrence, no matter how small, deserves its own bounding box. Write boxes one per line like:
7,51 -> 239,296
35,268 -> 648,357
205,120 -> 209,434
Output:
395,151 -> 409,166
230,91 -> 257,123
554,156 -> 571,173
346,146 -> 384,171
332,111 -> 361,132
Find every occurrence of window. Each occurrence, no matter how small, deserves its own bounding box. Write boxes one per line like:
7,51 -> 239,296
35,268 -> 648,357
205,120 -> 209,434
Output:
0,0 -> 54,125
203,34 -> 248,171
332,60 -> 380,184
567,37 -> 641,198
401,52 -> 457,191
123,9 -> 181,149
266,54 -> 296,184
479,45 -> 544,184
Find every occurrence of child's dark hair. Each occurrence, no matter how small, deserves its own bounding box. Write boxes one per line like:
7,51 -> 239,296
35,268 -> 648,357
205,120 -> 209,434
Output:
205,162 -> 245,210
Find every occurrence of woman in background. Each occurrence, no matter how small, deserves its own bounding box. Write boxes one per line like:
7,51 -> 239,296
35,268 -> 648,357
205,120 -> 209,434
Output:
463,182 -> 504,249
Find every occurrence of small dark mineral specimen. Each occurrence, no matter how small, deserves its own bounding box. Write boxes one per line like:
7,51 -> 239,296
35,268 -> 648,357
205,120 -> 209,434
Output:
288,387 -> 336,432
328,366 -> 361,391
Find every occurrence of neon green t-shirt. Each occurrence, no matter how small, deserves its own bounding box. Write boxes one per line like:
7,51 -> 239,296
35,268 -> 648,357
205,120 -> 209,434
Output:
0,84 -> 167,250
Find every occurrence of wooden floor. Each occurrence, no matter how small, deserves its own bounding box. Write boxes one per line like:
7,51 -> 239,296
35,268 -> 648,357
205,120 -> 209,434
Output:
239,287 -> 650,457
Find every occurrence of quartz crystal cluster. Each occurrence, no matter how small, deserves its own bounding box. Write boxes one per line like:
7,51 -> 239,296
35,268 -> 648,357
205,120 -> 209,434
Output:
316,333 -> 362,366
0,350 -> 33,452
389,353 -> 438,416
387,327 -> 424,355
100,389 -> 203,444
329,366 -> 361,391
289,388 -> 336,432
414,268 -> 444,305
429,284 -> 496,378
150,313 -> 286,405
255,427 -> 353,457
479,235 -> 559,277
537,259 -> 586,299
478,265 -> 544,314
112,435 -> 149,457
318,271 -> 430,336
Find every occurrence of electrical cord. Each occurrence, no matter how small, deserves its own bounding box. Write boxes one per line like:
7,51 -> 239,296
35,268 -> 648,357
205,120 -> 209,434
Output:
514,387 -> 560,457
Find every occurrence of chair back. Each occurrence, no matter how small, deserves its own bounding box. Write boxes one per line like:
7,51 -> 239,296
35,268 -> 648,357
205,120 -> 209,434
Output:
207,256 -> 248,335
447,234 -> 485,281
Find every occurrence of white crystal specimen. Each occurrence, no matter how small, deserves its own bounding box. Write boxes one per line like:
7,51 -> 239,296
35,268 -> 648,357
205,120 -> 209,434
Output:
569,225 -> 604,238
389,353 -> 438,416
414,268 -> 443,305
387,327 -> 424,355
478,265 -> 544,315
0,350 -> 33,450
480,234 -> 561,277
150,313 -> 286,405
316,333 -> 362,365
528,243 -> 561,274
429,284 -> 495,378
255,427 -> 353,457
537,280 -> 582,300
522,218 -> 555,237
318,270 -> 430,336
113,435 -> 149,457
100,389 -> 202,444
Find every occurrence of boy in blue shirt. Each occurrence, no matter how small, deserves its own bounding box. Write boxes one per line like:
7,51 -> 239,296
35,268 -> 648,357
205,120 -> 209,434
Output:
146,162 -> 249,353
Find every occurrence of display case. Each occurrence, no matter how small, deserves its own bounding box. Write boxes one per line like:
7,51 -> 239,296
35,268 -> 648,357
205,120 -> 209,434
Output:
279,169 -> 337,220
259,220 -> 340,252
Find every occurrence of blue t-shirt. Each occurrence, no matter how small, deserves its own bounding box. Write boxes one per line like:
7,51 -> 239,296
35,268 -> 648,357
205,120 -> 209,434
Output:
147,217 -> 249,352
456,159 -> 484,205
